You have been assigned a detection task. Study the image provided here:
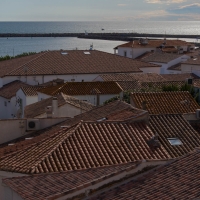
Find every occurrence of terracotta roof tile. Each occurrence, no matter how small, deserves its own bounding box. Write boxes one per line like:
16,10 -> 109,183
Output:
3,162 -> 137,200
0,101 -> 146,156
167,63 -> 181,71
38,81 -> 123,96
91,150 -> 200,200
4,50 -> 159,76
141,52 -> 182,63
0,53 -> 44,77
24,93 -> 95,118
97,73 -> 165,82
117,80 -> 186,91
21,86 -> 45,96
149,114 -> 200,158
0,80 -> 29,99
160,73 -> 199,81
131,91 -> 200,114
183,55 -> 200,65
115,39 -> 192,49
0,121 -> 171,174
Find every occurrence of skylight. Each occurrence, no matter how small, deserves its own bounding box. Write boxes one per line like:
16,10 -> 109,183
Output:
61,52 -> 68,55
167,138 -> 182,146
84,52 -> 90,54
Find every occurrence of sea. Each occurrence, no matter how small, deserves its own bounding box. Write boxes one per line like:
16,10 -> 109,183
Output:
0,21 -> 200,57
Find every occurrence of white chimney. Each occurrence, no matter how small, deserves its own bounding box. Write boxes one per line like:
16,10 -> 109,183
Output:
45,106 -> 52,118
52,97 -> 58,117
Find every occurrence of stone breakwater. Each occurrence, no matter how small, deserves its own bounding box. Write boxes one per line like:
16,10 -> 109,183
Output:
0,33 -> 200,40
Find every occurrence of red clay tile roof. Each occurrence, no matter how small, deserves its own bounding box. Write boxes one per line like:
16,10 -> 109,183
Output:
0,80 -> 29,99
162,46 -> 178,53
183,55 -> 200,65
3,50 -> 161,76
131,91 -> 200,114
97,73 -> 165,82
117,80 -> 186,91
3,163 -> 139,200
114,39 -> 191,49
167,63 -> 181,71
24,93 -> 95,118
3,162 -> 137,200
21,85 -> 46,96
149,114 -> 200,158
160,73 -> 199,81
91,149 -> 200,200
0,121 -> 171,174
1,113 -> 200,174
0,101 -> 145,155
38,81 -> 123,96
0,53 -> 44,77
141,52 -> 182,63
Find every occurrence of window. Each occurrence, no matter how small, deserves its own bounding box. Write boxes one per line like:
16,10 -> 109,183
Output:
167,138 -> 182,146
124,51 -> 127,57
82,79 -> 84,82
4,101 -> 7,107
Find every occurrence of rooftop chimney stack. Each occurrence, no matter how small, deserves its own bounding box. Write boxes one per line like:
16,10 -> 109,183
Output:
45,106 -> 52,118
52,97 -> 58,117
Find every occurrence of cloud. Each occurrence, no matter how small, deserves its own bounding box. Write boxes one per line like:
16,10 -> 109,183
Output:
117,4 -> 127,6
146,0 -> 186,4
169,3 -> 200,14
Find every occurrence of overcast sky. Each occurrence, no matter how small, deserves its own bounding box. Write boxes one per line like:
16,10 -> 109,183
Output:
1,0 -> 200,21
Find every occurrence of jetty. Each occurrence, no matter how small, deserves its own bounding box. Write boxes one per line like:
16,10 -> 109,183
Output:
1,32 -> 200,42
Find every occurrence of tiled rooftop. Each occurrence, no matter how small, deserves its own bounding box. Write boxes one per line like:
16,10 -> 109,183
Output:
167,63 -> 181,71
21,85 -> 46,96
141,52 -> 182,63
24,93 -> 95,118
160,73 -> 199,81
162,46 -> 178,53
114,39 -> 191,49
149,114 -> 200,158
0,80 -> 29,99
117,80 -> 186,91
38,81 -> 123,96
0,53 -> 43,77
3,162 -> 137,200
183,55 -> 200,65
91,149 -> 200,200
96,73 -> 165,82
3,50 -> 162,76
0,121 -> 171,174
0,101 -> 142,153
131,91 -> 200,114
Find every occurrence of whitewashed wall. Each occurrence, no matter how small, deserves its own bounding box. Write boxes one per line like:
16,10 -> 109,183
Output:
181,63 -> 200,76
36,103 -> 86,118
117,47 -> 156,59
16,89 -> 38,118
2,74 -> 101,86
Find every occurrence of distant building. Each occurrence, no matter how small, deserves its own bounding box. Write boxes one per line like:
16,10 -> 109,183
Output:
37,81 -> 124,106
114,38 -> 195,59
0,50 -> 159,87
